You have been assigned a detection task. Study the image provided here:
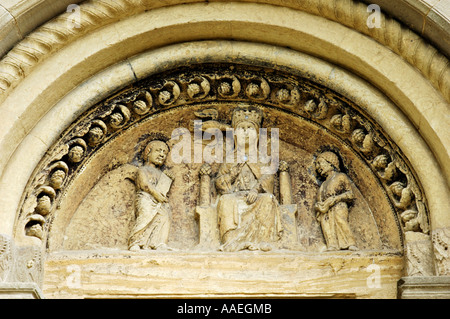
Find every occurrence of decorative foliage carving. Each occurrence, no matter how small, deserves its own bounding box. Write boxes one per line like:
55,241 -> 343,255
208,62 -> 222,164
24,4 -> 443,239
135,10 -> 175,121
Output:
157,81 -> 180,106
132,92 -> 153,115
86,120 -> 108,147
0,234 -> 13,282
187,76 -> 210,100
432,228 -> 450,276
217,75 -> 241,98
245,77 -> 270,101
276,85 -> 300,107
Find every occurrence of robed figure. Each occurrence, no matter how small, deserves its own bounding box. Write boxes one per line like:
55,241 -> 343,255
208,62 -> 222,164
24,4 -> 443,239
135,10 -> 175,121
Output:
215,107 -> 282,252
314,151 -> 358,251
129,140 -> 173,251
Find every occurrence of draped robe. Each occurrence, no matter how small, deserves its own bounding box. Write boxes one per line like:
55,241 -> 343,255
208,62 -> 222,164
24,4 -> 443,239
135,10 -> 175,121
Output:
128,166 -> 171,249
215,155 -> 282,251
316,171 -> 356,250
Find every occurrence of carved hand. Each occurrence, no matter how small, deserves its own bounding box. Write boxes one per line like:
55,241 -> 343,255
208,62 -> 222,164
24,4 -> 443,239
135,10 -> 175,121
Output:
153,191 -> 168,203
144,183 -> 168,203
322,196 -> 337,210
164,170 -> 175,180
217,175 -> 233,194
314,201 -> 329,214
246,189 -> 258,204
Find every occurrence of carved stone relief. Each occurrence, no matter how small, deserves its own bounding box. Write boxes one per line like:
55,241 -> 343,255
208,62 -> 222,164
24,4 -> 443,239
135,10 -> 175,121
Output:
0,234 -> 43,285
0,234 -> 13,282
14,64 -> 430,261
314,151 -> 358,252
128,139 -> 174,251
432,227 -> 450,276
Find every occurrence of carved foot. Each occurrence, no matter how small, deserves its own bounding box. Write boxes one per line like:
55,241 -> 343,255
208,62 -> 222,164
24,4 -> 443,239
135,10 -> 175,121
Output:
321,245 -> 358,252
245,242 -> 259,251
152,243 -> 177,251
244,242 -> 273,252
259,242 -> 273,252
129,244 -> 141,251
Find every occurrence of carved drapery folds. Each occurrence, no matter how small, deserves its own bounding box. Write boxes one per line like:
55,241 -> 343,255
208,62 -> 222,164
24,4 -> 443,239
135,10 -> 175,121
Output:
15,65 -> 429,262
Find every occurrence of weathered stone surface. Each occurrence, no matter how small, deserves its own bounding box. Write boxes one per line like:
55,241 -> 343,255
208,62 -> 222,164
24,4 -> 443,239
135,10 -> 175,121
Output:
0,282 -> 44,299
43,250 -> 403,299
18,65 -> 413,255
0,0 -> 449,300
398,276 -> 450,299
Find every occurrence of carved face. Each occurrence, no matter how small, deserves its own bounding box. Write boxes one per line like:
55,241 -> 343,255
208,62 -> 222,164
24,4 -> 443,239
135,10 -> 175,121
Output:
373,155 -> 388,169
234,121 -> 258,150
315,157 -> 334,177
87,126 -> 104,145
390,182 -> 405,197
146,141 -> 169,167
50,169 -> 66,189
351,129 -> 365,144
68,145 -> 84,163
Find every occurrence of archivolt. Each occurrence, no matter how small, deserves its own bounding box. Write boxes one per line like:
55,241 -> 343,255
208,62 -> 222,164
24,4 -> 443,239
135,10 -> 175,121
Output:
0,0 -> 448,103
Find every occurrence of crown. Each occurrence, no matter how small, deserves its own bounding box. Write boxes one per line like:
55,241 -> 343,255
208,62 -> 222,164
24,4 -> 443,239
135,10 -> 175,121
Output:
231,106 -> 263,128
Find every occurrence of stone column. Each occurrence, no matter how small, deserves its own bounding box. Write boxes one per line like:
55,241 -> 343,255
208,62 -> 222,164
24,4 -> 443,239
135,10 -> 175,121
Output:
198,163 -> 211,207
278,161 -> 298,249
279,160 -> 293,205
195,164 -> 220,249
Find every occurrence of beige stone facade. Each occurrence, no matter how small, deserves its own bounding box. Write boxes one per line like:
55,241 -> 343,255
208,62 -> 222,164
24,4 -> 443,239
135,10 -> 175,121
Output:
0,0 -> 449,299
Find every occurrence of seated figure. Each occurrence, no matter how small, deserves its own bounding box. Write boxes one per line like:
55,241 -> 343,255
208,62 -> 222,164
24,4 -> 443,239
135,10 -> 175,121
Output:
214,107 -> 284,252
195,106 -> 298,252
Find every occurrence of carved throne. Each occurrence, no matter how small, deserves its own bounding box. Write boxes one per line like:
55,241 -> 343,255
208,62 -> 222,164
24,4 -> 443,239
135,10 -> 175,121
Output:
195,161 -> 298,250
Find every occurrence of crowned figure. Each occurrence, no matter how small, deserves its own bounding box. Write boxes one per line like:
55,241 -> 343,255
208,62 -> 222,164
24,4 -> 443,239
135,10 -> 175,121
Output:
215,106 -> 283,252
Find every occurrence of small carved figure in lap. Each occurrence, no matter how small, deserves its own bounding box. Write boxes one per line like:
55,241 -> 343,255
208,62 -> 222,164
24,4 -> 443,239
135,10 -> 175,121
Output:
314,151 -> 358,251
128,140 -> 174,251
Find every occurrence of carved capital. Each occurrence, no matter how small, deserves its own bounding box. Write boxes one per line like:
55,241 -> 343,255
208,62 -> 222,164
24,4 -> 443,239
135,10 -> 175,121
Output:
404,231 -> 435,277
199,163 -> 212,177
0,234 -> 14,283
278,160 -> 289,172
432,227 -> 450,276
0,235 -> 43,287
